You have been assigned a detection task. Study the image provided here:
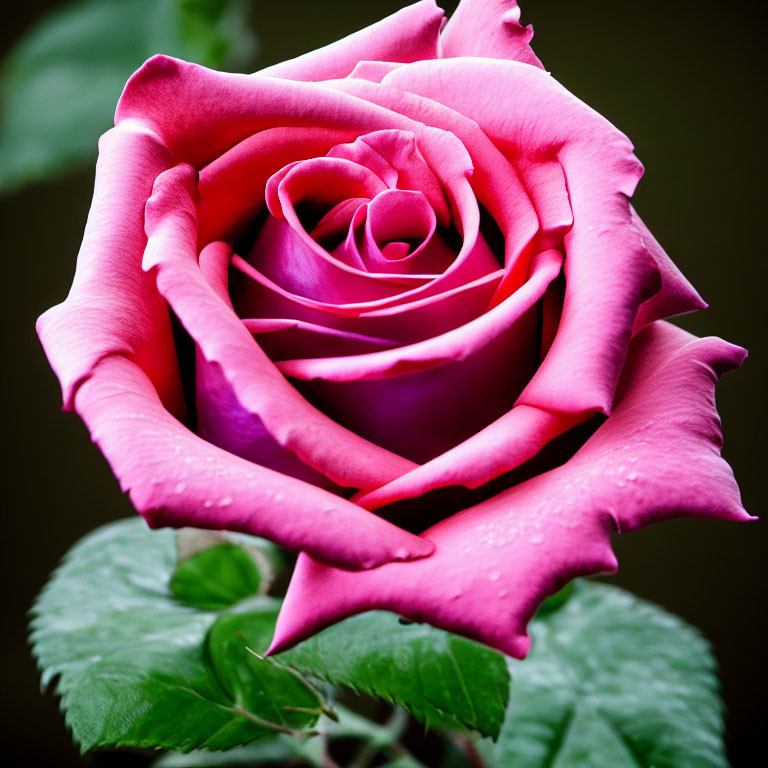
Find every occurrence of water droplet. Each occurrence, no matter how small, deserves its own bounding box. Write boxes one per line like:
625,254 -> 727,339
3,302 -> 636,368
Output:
498,589 -> 508,598
627,471 -> 638,481
489,570 -> 501,581
219,496 -> 233,507
203,499 -> 213,508
274,491 -> 285,503
174,481 -> 186,494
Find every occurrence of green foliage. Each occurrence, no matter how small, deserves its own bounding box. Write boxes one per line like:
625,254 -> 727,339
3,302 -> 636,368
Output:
278,610 -> 511,740
29,518 -> 319,753
171,541 -> 263,610
154,706 -> 422,768
477,582 -> 729,768
31,519 -> 728,767
0,0 -> 257,192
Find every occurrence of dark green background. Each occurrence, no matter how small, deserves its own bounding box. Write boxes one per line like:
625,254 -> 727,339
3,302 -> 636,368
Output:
2,1 -> 765,765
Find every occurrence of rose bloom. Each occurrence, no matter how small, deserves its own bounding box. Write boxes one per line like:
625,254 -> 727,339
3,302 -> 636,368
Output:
38,0 -> 749,657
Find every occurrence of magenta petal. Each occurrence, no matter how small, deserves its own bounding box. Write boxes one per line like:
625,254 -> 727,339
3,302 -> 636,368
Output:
268,321 -> 750,657
198,126 -> 356,246
259,0 -> 444,82
333,78 -> 540,283
384,59 -> 661,414
144,163 -> 417,492
327,129 -> 450,225
630,205 -> 707,329
234,257 -> 503,346
74,355 -> 433,569
37,121 -> 183,416
355,405 -> 578,511
277,249 -> 561,382
442,0 -> 544,69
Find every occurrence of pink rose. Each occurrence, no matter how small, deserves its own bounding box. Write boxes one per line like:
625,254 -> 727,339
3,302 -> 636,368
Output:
38,0 -> 749,657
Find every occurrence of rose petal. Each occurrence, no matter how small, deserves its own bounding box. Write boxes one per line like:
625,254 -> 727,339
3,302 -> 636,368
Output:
357,189 -> 453,275
332,78 -> 540,283
195,350 -> 340,490
383,59 -> 660,414
274,249 -> 559,462
233,256 -> 503,347
117,57 -> 497,310
630,205 -> 707,329
277,249 -> 561,382
327,129 -> 450,224
74,355 -> 434,569
268,321 -> 750,656
116,56 -> 418,168
259,0 -> 444,82
199,126 -> 356,246
37,120 -> 183,415
250,216 -> 430,306
144,163 -> 417,492
354,405 -> 578,511
441,0 -> 544,70
348,60 -> 404,84
243,318 -> 396,360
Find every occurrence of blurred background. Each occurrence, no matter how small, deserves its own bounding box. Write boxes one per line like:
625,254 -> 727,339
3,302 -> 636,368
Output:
1,0 -> 765,765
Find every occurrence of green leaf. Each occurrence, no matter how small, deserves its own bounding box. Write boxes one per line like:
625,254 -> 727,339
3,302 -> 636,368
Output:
171,541 -> 262,610
269,611 -> 510,739
478,582 -> 728,768
154,706 -> 416,768
30,518 -> 319,753
0,0 -> 257,192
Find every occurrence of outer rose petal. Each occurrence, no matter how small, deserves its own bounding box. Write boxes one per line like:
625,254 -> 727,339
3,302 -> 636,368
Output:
384,59 -> 662,415
259,0 -> 444,82
37,120 -> 183,415
441,0 -> 544,70
116,56 -> 411,168
268,322 -> 750,657
73,355 -> 434,570
630,205 -> 707,329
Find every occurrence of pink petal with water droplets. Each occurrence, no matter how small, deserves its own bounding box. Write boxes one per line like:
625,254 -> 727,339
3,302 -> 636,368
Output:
74,355 -> 433,569
268,322 -> 750,656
